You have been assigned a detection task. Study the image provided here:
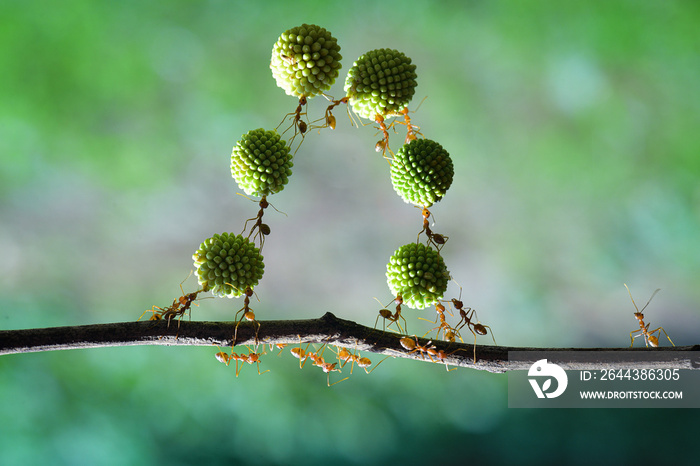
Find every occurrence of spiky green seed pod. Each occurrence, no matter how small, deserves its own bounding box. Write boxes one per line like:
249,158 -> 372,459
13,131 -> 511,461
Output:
390,139 -> 454,207
192,233 -> 265,298
270,24 -> 343,98
344,48 -> 417,120
231,128 -> 293,197
386,242 -> 450,310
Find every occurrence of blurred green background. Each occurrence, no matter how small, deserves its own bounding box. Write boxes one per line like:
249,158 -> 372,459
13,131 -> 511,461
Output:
1,0 -> 699,464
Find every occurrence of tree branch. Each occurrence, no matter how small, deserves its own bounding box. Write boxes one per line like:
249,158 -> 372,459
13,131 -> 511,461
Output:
1,312 -> 698,373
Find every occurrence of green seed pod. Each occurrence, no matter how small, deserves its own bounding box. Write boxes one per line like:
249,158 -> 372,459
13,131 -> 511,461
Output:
270,24 -> 343,98
386,242 -> 450,310
231,128 -> 293,197
344,48 -> 417,120
390,139 -> 454,207
192,233 -> 265,298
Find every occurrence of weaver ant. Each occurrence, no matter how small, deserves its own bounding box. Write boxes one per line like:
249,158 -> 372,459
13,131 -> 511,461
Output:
374,295 -> 407,333
138,274 -> 206,334
241,195 -> 271,251
417,207 -> 448,252
290,336 -> 311,368
214,345 -> 269,376
400,335 -> 439,362
374,113 -> 394,161
450,296 -> 496,363
233,286 -> 260,346
277,95 -> 308,150
398,106 -> 422,144
307,345 -> 348,387
270,342 -> 288,355
419,302 -> 461,343
625,284 -> 675,348
312,95 -> 350,131
333,345 -> 388,375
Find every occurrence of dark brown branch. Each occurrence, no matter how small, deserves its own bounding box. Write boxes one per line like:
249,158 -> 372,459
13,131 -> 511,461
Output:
1,312 -> 698,373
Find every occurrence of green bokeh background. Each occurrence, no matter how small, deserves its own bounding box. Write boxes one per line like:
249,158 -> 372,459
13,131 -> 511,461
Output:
1,1 -> 699,464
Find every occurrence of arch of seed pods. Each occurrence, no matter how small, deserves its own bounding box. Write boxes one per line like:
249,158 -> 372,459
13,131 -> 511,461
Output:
140,23 -> 497,383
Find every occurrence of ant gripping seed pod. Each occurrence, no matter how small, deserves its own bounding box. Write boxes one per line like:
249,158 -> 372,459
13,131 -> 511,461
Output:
390,139 -> 454,208
344,48 -> 417,120
386,242 -> 450,310
192,233 -> 265,298
270,24 -> 343,98
231,128 -> 294,197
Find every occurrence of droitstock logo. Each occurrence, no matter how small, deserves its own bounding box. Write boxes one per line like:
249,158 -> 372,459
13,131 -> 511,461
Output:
528,359 -> 568,399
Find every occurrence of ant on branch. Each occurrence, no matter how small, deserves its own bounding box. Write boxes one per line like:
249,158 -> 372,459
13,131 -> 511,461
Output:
374,295 -> 407,334
417,207 -> 448,253
138,273 -> 206,336
270,342 -> 288,355
400,335 -> 457,371
333,345 -> 388,375
400,335 -> 439,362
289,341 -> 347,386
447,291 -> 496,363
625,284 -> 675,348
214,345 -> 269,376
419,301 -> 461,343
233,286 -> 260,346
307,345 -> 349,387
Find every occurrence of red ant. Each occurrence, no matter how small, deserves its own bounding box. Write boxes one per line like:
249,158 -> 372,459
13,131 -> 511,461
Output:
233,286 -> 260,346
419,302 -> 461,343
307,345 -> 348,387
398,107 -> 422,144
277,95 -> 308,150
400,335 -> 439,362
289,336 -> 312,368
214,345 -> 269,376
451,297 -> 496,363
333,345 -> 388,375
241,195 -> 271,251
269,342 -> 288,355
138,274 -> 206,334
625,284 -> 674,348
373,113 -> 395,161
318,95 -> 350,131
417,207 -> 448,252
374,295 -> 407,333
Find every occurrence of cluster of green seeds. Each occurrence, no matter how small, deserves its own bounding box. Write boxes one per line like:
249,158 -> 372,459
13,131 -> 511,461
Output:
192,233 -> 265,298
231,128 -> 293,197
270,24 -> 343,98
344,48 -> 418,120
390,139 -> 454,207
386,242 -> 450,309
